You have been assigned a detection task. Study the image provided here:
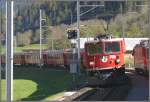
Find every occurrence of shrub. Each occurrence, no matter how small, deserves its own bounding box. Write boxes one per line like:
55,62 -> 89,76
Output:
125,57 -> 134,68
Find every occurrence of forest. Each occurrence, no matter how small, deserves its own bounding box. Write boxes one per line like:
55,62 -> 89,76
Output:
0,0 -> 148,49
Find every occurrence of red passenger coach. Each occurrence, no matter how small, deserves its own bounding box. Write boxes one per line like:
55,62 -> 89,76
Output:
83,35 -> 126,83
133,40 -> 149,75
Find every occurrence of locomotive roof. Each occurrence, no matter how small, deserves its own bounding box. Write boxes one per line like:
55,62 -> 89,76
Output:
135,40 -> 149,48
85,38 -> 124,44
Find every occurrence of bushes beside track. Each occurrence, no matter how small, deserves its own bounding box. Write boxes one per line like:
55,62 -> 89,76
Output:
124,56 -> 134,68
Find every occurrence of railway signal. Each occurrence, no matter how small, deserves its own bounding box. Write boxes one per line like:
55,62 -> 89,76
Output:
67,29 -> 77,39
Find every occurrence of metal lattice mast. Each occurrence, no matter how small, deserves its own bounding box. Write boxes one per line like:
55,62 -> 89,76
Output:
39,9 -> 47,68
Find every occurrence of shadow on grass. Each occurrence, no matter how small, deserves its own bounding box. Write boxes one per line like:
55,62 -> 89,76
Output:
1,66 -> 74,101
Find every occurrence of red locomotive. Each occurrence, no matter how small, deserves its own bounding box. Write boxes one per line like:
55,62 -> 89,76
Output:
132,40 -> 149,75
82,35 -> 126,84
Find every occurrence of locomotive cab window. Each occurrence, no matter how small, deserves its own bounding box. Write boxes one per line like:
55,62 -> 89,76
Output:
87,43 -> 103,55
105,42 -> 120,54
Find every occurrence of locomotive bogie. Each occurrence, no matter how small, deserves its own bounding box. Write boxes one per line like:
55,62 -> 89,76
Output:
86,66 -> 125,86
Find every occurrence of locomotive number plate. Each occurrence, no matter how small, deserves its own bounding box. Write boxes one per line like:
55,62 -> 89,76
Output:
109,55 -> 116,60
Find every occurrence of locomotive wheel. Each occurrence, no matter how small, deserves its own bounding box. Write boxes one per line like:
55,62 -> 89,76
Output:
86,69 -> 128,86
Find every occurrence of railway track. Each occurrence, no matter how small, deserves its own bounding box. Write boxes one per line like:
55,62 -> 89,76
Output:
61,75 -> 131,101
61,84 -> 131,101
74,87 -> 115,101
82,84 -> 131,101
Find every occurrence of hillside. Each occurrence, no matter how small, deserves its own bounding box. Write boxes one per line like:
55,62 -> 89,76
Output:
0,0 -> 148,49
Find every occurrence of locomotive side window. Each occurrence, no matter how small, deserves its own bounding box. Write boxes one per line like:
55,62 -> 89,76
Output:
147,48 -> 149,59
87,43 -> 103,55
105,42 -> 120,54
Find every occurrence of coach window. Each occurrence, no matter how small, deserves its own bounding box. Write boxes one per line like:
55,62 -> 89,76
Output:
105,42 -> 120,54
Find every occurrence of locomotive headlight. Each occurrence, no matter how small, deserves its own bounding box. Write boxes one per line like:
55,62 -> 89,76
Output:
115,59 -> 120,64
89,61 -> 94,65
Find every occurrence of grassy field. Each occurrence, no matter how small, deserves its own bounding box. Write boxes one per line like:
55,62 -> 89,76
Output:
1,66 -> 85,101
1,44 -> 48,54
